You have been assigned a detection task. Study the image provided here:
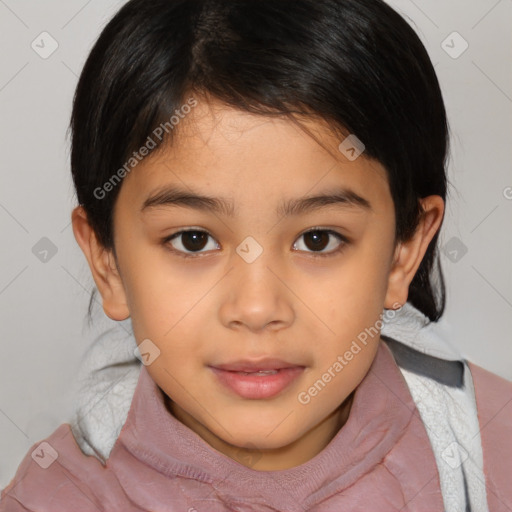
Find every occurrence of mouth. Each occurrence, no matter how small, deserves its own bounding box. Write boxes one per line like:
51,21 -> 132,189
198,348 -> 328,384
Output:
208,358 -> 305,399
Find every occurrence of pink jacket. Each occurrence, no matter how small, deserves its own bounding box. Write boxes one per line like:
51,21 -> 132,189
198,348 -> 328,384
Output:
1,341 -> 511,511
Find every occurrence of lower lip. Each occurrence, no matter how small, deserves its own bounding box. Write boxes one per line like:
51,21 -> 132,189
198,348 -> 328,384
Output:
209,367 -> 305,399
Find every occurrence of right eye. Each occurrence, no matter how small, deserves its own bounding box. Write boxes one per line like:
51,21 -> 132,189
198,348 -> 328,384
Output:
163,229 -> 220,258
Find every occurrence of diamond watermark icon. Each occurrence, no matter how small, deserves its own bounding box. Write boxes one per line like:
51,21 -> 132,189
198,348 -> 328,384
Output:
441,31 -> 468,59
134,338 -> 161,366
31,32 -> 59,59
236,236 -> 263,264
338,134 -> 365,161
442,236 -> 468,263
441,441 -> 468,469
31,441 -> 58,469
32,237 -> 58,263
232,442 -> 262,468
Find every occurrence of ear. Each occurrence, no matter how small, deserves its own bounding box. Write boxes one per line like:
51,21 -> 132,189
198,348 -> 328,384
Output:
71,206 -> 130,321
384,195 -> 445,309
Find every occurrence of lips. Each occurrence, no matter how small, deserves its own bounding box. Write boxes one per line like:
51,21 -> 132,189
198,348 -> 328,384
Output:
211,358 -> 302,373
208,358 -> 305,399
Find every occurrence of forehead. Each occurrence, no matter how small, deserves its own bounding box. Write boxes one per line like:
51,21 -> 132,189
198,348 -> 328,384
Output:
118,98 -> 392,214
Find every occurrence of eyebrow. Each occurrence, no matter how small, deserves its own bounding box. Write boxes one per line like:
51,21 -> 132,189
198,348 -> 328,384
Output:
140,185 -> 373,217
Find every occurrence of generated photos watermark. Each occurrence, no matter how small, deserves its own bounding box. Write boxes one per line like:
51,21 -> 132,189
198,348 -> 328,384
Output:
297,302 -> 402,405
93,97 -> 198,200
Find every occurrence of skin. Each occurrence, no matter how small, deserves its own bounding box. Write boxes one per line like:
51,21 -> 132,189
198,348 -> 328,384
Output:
72,97 -> 444,471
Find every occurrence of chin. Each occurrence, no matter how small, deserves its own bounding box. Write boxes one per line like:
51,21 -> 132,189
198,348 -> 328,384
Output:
221,423 -> 303,451
230,436 -> 294,454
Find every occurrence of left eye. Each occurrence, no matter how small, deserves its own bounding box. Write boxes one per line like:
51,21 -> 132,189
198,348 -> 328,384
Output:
163,228 -> 347,258
293,229 -> 347,257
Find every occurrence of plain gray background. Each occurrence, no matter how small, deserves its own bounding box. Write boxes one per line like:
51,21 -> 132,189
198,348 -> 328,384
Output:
0,0 -> 511,490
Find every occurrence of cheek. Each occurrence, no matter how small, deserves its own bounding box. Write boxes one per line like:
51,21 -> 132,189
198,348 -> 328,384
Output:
307,245 -> 391,368
122,261 -> 212,364
349,228 -> 394,303
321,255 -> 389,327
123,269 -> 169,332
117,243 -> 188,327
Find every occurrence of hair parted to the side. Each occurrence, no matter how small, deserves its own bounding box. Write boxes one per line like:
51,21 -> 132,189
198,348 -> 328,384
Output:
68,0 -> 452,326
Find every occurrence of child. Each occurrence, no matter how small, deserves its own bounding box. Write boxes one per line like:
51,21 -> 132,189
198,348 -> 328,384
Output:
1,0 -> 510,510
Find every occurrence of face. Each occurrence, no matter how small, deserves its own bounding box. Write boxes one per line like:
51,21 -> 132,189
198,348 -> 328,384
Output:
74,97 -> 443,470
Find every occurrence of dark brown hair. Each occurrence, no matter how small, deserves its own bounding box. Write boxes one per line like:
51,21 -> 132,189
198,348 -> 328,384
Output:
69,0 -> 452,323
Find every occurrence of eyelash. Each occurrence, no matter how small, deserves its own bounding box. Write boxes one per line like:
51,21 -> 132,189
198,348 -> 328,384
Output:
161,228 -> 349,259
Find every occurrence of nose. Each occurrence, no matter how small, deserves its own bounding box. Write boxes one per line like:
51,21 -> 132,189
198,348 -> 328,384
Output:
218,248 -> 295,333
